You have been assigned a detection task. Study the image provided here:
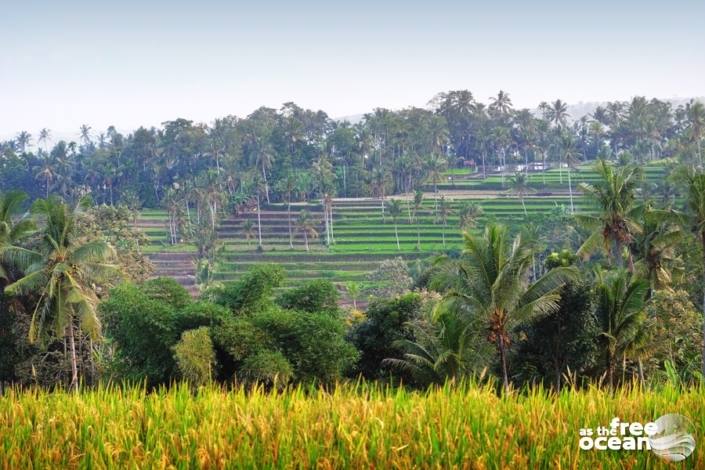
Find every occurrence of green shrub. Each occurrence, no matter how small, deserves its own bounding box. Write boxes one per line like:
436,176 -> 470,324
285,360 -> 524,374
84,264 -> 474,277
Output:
349,293 -> 421,380
251,309 -> 358,384
100,283 -> 178,385
174,301 -> 230,334
173,327 -> 215,386
207,265 -> 285,314
277,280 -> 339,316
141,277 -> 192,310
240,350 -> 293,389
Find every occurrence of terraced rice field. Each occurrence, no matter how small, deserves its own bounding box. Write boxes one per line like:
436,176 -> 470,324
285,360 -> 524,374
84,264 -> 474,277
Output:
135,163 -> 667,301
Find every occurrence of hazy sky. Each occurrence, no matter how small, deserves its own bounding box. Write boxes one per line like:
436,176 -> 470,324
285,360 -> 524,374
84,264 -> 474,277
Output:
2,0 -> 703,140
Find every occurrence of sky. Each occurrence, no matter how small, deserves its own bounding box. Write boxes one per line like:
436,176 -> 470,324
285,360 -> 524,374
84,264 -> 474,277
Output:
1,0 -> 704,142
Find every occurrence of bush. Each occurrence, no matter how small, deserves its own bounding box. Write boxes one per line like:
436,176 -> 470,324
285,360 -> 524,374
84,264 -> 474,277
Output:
277,280 -> 339,316
100,283 -> 179,385
173,327 -> 215,386
207,265 -> 285,314
174,301 -> 230,334
349,293 -> 421,380
141,277 -> 192,310
251,309 -> 358,384
240,350 -> 293,389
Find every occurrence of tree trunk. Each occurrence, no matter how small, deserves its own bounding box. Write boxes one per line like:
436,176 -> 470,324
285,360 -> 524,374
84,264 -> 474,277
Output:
256,194 -> 263,248
68,322 -> 78,391
498,335 -> 509,392
568,168 -> 574,214
287,201 -> 293,248
329,201 -> 335,243
262,166 -> 270,204
304,232 -> 309,252
395,222 -> 400,250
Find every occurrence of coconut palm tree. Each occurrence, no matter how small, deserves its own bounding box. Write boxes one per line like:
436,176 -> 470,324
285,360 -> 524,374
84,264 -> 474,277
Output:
436,196 -> 452,247
38,128 -> 51,155
594,269 -> 648,388
631,207 -> 683,294
296,209 -> 318,252
4,197 -> 117,389
0,191 -> 35,284
387,199 -> 403,250
561,133 -> 583,214
458,201 -> 483,231
541,99 -> 570,129
686,101 -> 705,166
413,190 -> 424,250
507,172 -> 534,216
577,160 -> 643,267
384,308 -> 477,384
443,224 -> 576,391
15,131 -> 31,153
242,219 -> 256,246
489,90 -> 513,116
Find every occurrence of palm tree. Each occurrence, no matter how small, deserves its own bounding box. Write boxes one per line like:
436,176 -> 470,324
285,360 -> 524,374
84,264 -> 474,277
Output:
632,207 -> 683,294
684,171 -> 705,375
686,101 -> 705,166
242,220 -> 256,246
79,125 -> 92,147
35,159 -> 57,198
0,191 -> 35,284
458,201 -> 483,231
425,154 -> 446,194
387,199 -> 403,250
4,198 -> 116,389
542,99 -> 570,129
561,133 -> 582,214
384,308 -> 477,384
38,128 -> 51,155
577,160 -> 643,267
489,90 -> 513,116
255,144 -> 275,204
436,196 -> 452,247
444,224 -> 576,390
346,282 -> 361,310
296,209 -> 318,252
507,172 -> 534,216
594,269 -> 648,388
413,190 -> 424,250
15,131 -> 31,153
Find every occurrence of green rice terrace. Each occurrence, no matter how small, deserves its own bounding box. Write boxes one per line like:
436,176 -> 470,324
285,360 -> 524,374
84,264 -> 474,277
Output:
135,164 -> 668,302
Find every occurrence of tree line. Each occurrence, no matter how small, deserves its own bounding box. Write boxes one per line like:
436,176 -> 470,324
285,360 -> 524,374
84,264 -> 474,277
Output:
2,93 -> 703,211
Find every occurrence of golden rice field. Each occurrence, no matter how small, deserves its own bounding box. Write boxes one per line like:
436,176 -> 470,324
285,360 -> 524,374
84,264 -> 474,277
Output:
1,382 -> 703,469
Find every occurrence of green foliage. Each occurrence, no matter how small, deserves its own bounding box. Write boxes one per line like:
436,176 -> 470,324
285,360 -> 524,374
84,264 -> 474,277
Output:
141,277 -> 192,311
251,309 -> 358,384
277,280 -> 339,316
643,290 -> 703,382
173,301 -> 229,333
173,327 -> 215,386
240,350 -> 293,389
100,283 -> 179,385
207,264 -> 285,314
513,279 -> 599,388
212,318 -> 272,364
350,293 -> 421,380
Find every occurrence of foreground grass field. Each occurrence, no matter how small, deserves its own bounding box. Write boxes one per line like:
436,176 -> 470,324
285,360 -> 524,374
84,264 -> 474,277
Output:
1,383 -> 702,469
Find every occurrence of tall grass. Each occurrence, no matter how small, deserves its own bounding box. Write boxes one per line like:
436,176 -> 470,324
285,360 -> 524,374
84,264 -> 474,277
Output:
1,382 -> 703,468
